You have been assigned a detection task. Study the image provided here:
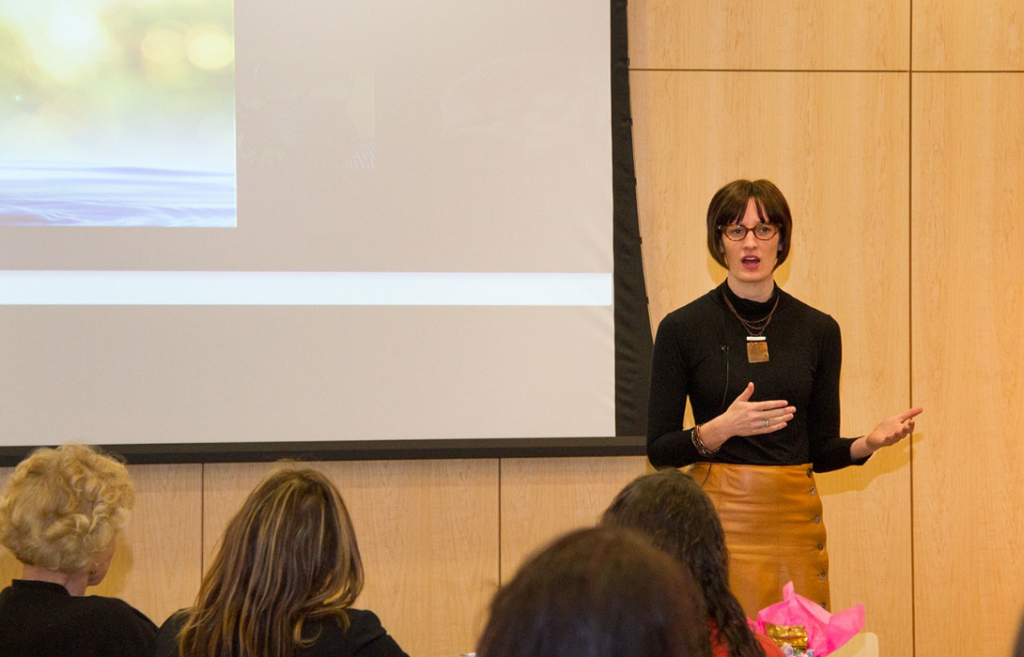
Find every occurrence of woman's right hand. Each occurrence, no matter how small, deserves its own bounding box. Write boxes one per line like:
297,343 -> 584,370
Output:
699,382 -> 795,451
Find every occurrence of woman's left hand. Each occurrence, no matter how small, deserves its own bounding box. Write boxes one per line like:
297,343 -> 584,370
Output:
852,407 -> 923,459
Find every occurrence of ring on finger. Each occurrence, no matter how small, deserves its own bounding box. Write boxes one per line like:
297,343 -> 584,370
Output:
763,418 -> 770,428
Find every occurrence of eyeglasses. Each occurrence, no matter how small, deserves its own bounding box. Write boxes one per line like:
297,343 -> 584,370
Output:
720,223 -> 780,241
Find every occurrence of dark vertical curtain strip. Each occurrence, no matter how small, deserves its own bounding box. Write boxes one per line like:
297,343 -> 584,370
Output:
612,0 -> 652,437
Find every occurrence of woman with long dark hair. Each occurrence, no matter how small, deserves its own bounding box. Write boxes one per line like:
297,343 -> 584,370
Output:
476,526 -> 710,657
602,469 -> 781,657
154,466 -> 407,657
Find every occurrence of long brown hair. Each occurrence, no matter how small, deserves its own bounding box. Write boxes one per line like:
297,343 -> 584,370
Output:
178,467 -> 363,657
602,470 -> 766,657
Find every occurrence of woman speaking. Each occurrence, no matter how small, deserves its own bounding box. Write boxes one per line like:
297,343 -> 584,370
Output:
647,179 -> 921,616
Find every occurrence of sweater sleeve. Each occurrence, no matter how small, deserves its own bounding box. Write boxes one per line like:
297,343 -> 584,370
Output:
646,313 -> 701,468
806,316 -> 868,472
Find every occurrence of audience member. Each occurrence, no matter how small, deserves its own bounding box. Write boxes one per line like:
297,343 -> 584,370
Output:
475,525 -> 711,657
602,469 -> 783,657
154,466 -> 408,657
0,443 -> 156,656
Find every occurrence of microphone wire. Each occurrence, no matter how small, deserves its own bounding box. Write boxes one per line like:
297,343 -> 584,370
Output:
696,343 -> 730,489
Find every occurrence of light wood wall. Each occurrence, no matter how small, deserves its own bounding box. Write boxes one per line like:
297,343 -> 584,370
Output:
910,72 -> 1024,657
629,0 -> 1024,655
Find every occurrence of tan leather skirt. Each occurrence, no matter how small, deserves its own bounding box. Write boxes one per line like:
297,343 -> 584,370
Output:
688,462 -> 829,618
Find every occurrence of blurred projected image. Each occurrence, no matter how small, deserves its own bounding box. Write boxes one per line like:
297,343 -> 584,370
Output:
0,0 -> 235,227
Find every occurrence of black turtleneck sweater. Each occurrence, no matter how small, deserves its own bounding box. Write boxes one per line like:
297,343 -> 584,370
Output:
647,281 -> 867,472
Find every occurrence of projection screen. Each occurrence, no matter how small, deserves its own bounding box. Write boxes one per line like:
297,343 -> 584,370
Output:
0,0 -> 645,461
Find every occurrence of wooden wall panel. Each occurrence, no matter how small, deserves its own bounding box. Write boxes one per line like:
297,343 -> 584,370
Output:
911,73 -> 1024,657
93,464 -> 203,625
627,0 -> 908,71
499,456 -> 647,580
632,71 -> 909,327
203,460 -> 499,657
914,0 -> 1024,71
631,70 -> 913,655
0,467 -> 16,586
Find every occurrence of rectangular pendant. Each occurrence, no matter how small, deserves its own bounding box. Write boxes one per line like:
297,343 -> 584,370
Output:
746,336 -> 769,363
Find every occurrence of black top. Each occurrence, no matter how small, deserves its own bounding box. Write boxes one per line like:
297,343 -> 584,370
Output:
154,607 -> 409,657
0,579 -> 157,657
647,282 -> 868,472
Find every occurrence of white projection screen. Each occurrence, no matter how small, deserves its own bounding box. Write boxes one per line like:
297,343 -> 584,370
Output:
0,0 -> 640,460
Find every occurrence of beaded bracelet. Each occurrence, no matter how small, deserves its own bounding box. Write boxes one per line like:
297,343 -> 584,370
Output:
691,424 -> 719,458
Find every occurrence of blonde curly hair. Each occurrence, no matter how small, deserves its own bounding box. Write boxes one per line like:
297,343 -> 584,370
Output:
0,444 -> 134,574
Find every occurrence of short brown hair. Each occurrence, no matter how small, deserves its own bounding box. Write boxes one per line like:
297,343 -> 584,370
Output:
706,179 -> 792,270
0,444 -> 134,574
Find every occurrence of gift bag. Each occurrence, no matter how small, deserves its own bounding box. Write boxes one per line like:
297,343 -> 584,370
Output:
752,582 -> 864,656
